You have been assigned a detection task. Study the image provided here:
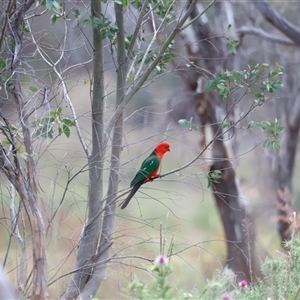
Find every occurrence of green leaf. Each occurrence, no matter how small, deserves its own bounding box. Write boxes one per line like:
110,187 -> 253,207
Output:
57,107 -> 62,115
204,80 -> 214,92
0,58 -> 6,69
51,14 -> 59,25
264,121 -> 272,126
261,63 -> 269,69
277,126 -> 284,133
29,86 -> 38,93
230,40 -> 239,45
92,16 -> 118,40
206,168 -> 212,188
229,44 -> 236,54
222,122 -> 228,129
178,119 -> 190,129
62,124 -> 70,138
263,140 -> 270,148
46,0 -> 53,9
46,0 -> 60,10
81,19 -> 91,26
62,118 -> 75,127
1,139 -> 11,147
21,76 -> 30,83
52,0 -> 61,11
207,176 -> 212,188
272,82 -> 283,90
210,170 -> 222,179
273,142 -> 280,149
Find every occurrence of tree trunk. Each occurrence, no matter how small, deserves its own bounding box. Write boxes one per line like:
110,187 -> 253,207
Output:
63,0 -> 105,298
2,0 -> 49,297
197,92 -> 255,282
250,0 -> 300,245
172,1 -> 256,282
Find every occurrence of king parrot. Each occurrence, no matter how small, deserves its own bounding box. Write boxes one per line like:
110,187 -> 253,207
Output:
120,142 -> 171,209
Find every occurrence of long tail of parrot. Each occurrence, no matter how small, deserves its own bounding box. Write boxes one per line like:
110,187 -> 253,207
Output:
120,142 -> 170,209
120,181 -> 144,209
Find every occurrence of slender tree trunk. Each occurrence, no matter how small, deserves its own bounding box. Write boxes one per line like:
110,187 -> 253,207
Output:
3,0 -> 49,297
63,0 -> 105,298
63,1 -> 214,297
75,3 -> 127,297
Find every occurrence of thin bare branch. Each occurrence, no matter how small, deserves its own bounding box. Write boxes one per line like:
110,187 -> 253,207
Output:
26,20 -> 90,158
104,0 -> 216,145
238,26 -> 296,46
251,0 -> 300,46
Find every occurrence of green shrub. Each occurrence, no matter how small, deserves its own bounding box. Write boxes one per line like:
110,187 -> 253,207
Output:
127,235 -> 300,300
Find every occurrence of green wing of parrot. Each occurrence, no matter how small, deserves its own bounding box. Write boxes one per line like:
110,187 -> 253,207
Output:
120,152 -> 160,209
130,151 -> 161,187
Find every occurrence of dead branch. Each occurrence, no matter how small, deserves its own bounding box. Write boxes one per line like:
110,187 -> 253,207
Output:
251,0 -> 300,46
237,26 -> 296,46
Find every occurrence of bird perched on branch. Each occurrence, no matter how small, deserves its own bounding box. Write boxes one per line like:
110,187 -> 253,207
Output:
120,142 -> 171,209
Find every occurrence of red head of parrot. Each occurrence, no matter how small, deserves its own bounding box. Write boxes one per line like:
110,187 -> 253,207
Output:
120,142 -> 170,209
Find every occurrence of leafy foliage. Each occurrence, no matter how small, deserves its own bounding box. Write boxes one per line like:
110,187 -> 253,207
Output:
202,63 -> 284,149
226,38 -> 239,54
239,235 -> 300,300
204,63 -> 283,102
31,107 -> 75,139
130,257 -> 175,300
92,16 -> 119,40
128,236 -> 300,299
133,0 -> 175,23
206,168 -> 222,188
255,118 -> 283,149
0,123 -> 23,151
178,117 -> 198,132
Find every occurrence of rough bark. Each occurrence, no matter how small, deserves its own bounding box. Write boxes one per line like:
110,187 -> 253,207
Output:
274,94 -> 300,243
0,1 -> 49,298
13,80 -> 48,299
250,0 -> 300,245
197,92 -> 254,283
171,0 -> 256,282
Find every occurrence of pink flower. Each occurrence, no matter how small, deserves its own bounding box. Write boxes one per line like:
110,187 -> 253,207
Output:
238,279 -> 248,287
155,255 -> 169,265
221,294 -> 231,300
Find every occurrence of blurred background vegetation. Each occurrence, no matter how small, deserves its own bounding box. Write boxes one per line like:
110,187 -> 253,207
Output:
1,0 -> 300,299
